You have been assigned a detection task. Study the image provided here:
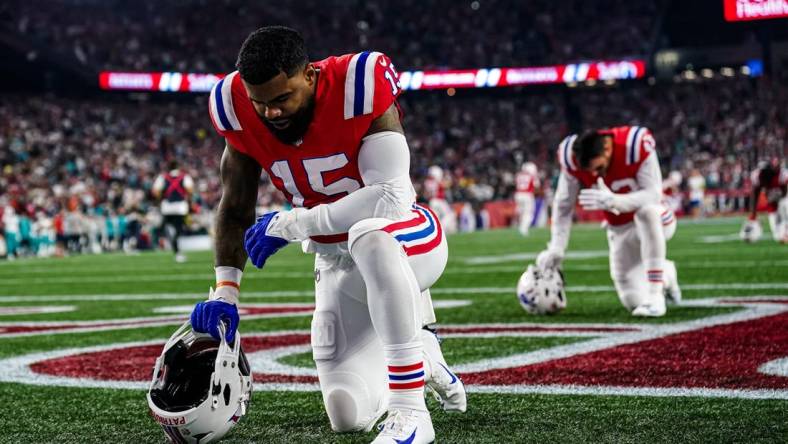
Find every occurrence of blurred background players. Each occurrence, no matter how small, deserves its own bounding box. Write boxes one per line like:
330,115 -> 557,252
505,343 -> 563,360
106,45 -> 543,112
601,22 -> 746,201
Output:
741,157 -> 788,243
534,126 -> 681,317
687,168 -> 706,219
152,160 -> 194,263
514,162 -> 540,236
662,170 -> 683,215
424,165 -> 458,234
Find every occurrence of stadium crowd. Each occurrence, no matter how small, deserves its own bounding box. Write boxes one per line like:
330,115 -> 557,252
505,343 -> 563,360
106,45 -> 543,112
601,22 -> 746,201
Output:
2,73 -> 785,258
5,0 -> 662,72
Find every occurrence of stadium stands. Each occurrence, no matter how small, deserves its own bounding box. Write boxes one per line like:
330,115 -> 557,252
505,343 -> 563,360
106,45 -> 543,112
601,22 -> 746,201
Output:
0,1 -> 785,257
5,0 -> 663,71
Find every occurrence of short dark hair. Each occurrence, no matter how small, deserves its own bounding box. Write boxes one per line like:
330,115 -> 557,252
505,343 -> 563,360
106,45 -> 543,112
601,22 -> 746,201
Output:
236,26 -> 309,85
573,131 -> 607,169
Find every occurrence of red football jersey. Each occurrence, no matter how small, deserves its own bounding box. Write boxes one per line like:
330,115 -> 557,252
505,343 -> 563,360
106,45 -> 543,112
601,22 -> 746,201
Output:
515,171 -> 539,193
752,165 -> 788,212
208,51 -> 402,242
557,126 -> 656,225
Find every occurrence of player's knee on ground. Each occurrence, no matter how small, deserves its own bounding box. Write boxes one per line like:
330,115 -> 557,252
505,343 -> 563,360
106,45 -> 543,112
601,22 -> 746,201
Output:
321,373 -> 382,432
616,284 -> 647,311
611,274 -> 647,311
311,310 -> 385,432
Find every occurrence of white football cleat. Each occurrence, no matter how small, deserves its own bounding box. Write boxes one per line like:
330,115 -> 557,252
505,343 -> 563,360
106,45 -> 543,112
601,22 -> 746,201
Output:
371,409 -> 435,444
632,299 -> 666,317
421,329 -> 467,413
663,260 -> 682,305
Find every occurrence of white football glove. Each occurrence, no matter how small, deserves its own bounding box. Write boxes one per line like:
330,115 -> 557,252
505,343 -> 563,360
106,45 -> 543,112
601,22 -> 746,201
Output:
264,207 -> 309,241
578,178 -> 621,215
536,248 -> 565,271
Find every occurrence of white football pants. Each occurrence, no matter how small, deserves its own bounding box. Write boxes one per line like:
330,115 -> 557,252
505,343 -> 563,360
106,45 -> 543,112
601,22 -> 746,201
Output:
514,192 -> 535,236
310,213 -> 448,432
769,197 -> 788,242
606,204 -> 676,311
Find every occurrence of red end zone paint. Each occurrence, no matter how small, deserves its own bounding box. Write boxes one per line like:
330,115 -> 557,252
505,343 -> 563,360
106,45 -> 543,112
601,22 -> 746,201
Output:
463,312 -> 788,390
31,334 -> 319,384
18,299 -> 788,396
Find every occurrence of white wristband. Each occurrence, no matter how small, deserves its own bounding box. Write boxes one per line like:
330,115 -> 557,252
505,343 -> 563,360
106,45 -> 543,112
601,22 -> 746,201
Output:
212,266 -> 242,304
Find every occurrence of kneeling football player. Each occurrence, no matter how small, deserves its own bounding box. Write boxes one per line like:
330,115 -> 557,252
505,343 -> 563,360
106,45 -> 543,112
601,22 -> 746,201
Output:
190,26 -> 465,444
534,127 -> 681,317
741,157 -> 787,243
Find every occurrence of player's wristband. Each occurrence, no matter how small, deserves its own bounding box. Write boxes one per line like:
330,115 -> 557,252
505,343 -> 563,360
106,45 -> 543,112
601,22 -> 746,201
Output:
213,266 -> 242,304
216,281 -> 240,290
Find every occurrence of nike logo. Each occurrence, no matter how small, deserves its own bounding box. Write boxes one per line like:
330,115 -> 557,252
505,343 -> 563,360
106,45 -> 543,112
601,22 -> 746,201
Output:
395,429 -> 417,444
438,362 -> 457,384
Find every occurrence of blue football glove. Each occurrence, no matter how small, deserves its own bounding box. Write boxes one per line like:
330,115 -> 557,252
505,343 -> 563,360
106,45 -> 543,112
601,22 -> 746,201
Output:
190,299 -> 239,343
244,211 -> 289,268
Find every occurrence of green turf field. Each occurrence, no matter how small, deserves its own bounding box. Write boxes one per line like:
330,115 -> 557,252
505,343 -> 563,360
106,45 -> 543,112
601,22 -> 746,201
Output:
1,217 -> 786,443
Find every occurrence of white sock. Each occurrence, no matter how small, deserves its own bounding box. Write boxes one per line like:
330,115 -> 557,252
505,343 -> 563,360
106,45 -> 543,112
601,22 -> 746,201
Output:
384,342 -> 427,412
350,230 -> 426,412
636,205 -> 666,305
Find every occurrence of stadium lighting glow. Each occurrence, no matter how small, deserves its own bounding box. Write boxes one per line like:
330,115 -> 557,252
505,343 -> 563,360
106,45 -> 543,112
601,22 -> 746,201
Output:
98,59 -> 646,93
721,67 -> 735,77
701,69 -> 714,78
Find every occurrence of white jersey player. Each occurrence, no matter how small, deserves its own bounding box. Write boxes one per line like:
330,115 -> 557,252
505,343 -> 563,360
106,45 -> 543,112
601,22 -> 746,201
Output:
662,170 -> 683,214
424,165 -> 458,234
534,126 -> 681,317
687,169 -> 705,219
514,162 -> 540,236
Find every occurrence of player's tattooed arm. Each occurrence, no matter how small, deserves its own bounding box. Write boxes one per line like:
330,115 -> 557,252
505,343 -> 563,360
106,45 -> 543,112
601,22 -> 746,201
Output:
214,141 -> 262,269
365,103 -> 404,137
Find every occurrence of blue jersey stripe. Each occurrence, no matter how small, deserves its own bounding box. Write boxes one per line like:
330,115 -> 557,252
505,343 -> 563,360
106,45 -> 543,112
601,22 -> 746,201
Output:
389,370 -> 425,381
214,77 -> 233,130
630,127 -> 642,164
353,51 -> 371,117
393,208 -> 435,242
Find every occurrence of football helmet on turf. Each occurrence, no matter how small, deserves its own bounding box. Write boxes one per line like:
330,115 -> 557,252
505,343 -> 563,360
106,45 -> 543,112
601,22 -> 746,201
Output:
147,321 -> 252,443
739,218 -> 763,243
517,265 -> 567,315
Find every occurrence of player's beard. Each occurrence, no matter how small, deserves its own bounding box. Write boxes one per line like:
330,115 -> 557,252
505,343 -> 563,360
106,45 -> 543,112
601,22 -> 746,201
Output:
263,95 -> 316,146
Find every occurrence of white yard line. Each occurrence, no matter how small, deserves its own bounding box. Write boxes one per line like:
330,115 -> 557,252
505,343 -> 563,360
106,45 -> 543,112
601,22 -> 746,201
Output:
2,283 -> 788,302
444,261 -> 788,274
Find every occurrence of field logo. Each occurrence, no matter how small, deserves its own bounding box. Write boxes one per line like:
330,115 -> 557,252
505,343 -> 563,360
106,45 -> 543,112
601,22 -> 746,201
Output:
0,297 -> 786,399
